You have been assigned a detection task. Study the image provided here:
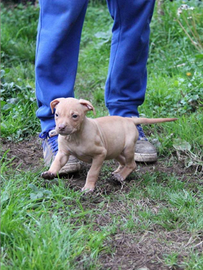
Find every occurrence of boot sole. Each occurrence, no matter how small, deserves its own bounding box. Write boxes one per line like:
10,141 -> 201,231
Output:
59,163 -> 81,174
134,152 -> 158,163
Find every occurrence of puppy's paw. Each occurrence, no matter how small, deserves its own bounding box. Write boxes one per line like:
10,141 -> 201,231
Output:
41,171 -> 56,180
112,173 -> 124,182
81,185 -> 95,193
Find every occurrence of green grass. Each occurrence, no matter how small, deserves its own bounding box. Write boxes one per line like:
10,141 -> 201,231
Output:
1,1 -> 203,269
1,157 -> 203,269
1,164 -> 110,269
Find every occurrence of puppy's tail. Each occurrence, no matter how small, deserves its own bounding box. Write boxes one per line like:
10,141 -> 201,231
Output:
130,117 -> 177,125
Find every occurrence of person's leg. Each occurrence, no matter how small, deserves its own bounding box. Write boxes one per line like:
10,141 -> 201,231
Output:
35,0 -> 88,133
106,0 -> 157,162
35,0 -> 88,168
105,0 -> 155,117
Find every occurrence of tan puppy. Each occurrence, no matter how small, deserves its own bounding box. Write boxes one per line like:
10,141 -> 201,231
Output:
41,98 -> 177,192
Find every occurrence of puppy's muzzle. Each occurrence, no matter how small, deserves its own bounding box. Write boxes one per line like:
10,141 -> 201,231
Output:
58,123 -> 66,131
56,124 -> 76,135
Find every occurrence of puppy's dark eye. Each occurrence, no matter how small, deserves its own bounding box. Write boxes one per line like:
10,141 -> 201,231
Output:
55,113 -> 59,117
72,114 -> 78,119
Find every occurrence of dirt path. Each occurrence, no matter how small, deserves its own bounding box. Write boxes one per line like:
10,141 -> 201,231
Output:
1,135 -> 200,197
1,136 -> 192,174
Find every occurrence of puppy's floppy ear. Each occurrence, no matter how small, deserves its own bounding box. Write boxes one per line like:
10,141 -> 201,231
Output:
50,98 -> 64,113
79,99 -> 96,115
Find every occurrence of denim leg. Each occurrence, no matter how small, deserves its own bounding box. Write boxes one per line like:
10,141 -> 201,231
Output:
35,0 -> 88,132
105,0 -> 155,117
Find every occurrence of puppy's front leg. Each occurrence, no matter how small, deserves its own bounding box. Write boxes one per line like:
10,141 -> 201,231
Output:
42,150 -> 70,179
82,153 -> 106,192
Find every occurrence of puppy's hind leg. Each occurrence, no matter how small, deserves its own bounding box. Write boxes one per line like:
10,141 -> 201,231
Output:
113,148 -> 136,182
112,154 -> 126,175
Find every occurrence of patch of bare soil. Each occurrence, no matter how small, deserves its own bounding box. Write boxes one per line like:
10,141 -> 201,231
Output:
99,230 -> 202,270
1,136 -> 43,171
1,136 -> 199,187
1,137 -> 202,269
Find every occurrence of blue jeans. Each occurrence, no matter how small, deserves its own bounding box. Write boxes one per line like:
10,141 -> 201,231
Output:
35,0 -> 155,133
